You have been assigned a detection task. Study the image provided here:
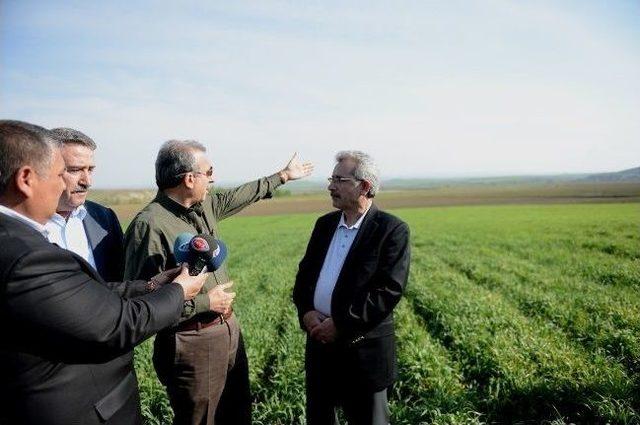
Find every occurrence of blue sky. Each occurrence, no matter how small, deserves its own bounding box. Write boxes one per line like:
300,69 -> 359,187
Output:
2,1 -> 639,188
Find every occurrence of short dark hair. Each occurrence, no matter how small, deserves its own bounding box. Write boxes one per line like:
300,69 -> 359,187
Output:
0,120 -> 59,194
50,127 -> 97,150
155,140 -> 207,190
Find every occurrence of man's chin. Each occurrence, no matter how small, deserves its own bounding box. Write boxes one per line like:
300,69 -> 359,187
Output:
59,198 -> 86,213
70,193 -> 87,206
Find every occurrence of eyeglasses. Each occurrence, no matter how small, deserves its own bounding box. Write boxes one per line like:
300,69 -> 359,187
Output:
193,167 -> 214,178
327,175 -> 362,184
176,166 -> 214,182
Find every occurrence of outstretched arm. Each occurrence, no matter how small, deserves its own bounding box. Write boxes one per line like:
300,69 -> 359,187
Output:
213,153 -> 314,220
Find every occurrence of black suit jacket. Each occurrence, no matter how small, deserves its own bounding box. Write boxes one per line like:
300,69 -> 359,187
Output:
0,213 -> 184,425
83,200 -> 146,423
84,200 -> 125,283
293,204 -> 410,391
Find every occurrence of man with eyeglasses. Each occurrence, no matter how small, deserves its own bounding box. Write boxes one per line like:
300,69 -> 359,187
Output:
293,151 -> 410,425
124,140 -> 313,425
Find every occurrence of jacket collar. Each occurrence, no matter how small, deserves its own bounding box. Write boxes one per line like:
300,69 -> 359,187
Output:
346,203 -> 378,253
0,204 -> 49,239
154,191 -> 204,218
83,205 -> 106,251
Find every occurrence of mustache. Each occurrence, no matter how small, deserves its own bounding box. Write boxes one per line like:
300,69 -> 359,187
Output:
70,184 -> 91,193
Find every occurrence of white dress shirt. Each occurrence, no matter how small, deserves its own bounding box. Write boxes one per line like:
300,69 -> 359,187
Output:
45,205 -> 97,269
0,204 -> 49,239
313,206 -> 371,316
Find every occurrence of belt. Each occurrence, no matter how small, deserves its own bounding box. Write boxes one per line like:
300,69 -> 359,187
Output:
176,308 -> 233,332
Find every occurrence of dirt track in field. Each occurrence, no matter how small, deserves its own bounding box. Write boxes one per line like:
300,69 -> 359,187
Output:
110,182 -> 640,224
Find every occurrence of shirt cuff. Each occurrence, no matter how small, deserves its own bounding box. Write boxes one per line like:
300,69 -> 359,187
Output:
193,292 -> 211,315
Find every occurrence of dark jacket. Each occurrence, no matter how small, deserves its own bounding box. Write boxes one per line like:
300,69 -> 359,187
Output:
84,200 -> 144,423
84,200 -> 125,283
293,204 -> 411,391
0,212 -> 184,425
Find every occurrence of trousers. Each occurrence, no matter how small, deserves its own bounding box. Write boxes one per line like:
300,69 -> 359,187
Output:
153,313 -> 252,425
306,339 -> 391,425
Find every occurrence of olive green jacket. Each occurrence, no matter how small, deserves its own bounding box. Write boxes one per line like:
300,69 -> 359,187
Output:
123,174 -> 282,320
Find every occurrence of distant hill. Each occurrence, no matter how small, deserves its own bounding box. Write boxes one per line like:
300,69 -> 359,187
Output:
580,166 -> 640,182
382,168 -> 640,190
276,168 -> 640,193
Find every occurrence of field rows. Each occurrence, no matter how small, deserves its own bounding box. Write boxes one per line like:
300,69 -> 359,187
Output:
134,203 -> 640,424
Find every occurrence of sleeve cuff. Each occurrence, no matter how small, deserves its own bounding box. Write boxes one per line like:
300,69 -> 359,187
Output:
266,173 -> 284,190
193,292 -> 211,315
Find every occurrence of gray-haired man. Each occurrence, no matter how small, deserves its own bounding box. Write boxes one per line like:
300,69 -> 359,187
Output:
293,151 -> 410,425
45,127 -> 125,282
124,140 -> 313,425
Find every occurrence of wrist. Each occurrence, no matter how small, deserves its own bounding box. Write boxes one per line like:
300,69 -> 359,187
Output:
145,278 -> 162,293
278,170 -> 289,184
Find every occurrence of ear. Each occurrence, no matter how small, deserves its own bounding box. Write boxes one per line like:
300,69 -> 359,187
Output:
183,173 -> 196,189
14,166 -> 37,198
359,179 -> 372,197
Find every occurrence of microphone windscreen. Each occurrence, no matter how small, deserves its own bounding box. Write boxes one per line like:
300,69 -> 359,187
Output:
174,232 -> 196,265
209,238 -> 228,271
193,233 -> 228,271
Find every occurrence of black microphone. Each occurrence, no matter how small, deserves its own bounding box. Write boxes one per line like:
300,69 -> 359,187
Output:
188,235 -> 210,275
174,233 -> 228,276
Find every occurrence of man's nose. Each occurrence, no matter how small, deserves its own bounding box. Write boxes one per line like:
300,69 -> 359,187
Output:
81,170 -> 93,187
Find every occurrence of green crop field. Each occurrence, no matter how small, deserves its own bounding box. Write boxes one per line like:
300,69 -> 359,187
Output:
133,202 -> 640,424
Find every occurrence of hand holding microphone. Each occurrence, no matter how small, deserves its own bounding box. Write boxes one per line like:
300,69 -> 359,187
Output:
146,266 -> 207,300
172,264 -> 209,300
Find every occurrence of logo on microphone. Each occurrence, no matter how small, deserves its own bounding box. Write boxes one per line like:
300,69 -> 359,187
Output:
190,237 -> 210,252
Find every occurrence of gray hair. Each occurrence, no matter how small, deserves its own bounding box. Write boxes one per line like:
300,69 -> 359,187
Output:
335,150 -> 380,198
0,120 -> 61,194
50,127 -> 97,150
155,140 -> 207,190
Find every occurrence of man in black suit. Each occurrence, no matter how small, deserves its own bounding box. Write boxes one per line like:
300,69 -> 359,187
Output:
293,151 -> 410,425
0,120 -> 209,425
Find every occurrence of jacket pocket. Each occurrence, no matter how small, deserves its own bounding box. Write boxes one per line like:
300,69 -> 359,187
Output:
94,372 -> 136,421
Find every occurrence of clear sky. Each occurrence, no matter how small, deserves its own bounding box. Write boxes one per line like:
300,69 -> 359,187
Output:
2,0 -> 639,188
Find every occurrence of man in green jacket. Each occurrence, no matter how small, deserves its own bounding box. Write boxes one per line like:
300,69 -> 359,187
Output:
124,140 -> 313,425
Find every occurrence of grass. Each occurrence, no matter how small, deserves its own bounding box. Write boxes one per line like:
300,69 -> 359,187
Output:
132,202 -> 640,424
